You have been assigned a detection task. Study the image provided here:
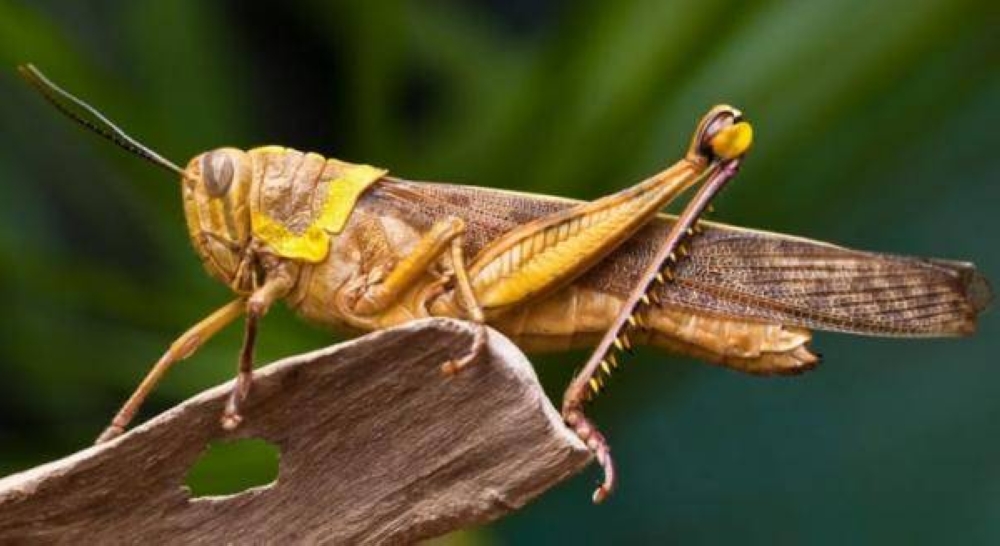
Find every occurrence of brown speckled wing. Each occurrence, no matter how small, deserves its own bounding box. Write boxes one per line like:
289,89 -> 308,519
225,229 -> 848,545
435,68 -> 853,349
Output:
369,178 -> 992,337
648,228 -> 990,336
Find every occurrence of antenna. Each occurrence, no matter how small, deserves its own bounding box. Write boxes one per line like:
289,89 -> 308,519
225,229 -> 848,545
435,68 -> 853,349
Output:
17,63 -> 189,179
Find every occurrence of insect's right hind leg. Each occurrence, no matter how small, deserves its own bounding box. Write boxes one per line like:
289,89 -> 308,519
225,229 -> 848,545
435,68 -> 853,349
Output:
95,299 -> 245,444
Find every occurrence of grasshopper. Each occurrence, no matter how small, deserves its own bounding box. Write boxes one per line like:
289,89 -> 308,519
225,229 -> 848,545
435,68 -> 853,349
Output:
19,65 -> 991,503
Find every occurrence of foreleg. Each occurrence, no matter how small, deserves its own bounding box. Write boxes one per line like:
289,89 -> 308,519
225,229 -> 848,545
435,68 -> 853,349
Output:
95,299 -> 245,443
219,262 -> 296,430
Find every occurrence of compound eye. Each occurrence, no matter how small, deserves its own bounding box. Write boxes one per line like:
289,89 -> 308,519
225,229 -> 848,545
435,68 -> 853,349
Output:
202,151 -> 235,197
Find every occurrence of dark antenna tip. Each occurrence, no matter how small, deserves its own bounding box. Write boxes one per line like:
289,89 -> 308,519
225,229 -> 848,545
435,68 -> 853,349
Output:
17,63 -> 190,180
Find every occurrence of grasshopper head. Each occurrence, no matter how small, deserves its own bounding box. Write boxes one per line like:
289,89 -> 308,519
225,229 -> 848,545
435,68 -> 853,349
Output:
182,148 -> 255,290
688,105 -> 754,164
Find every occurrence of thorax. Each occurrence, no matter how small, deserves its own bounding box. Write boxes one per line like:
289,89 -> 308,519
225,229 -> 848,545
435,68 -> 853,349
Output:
286,198 -> 440,333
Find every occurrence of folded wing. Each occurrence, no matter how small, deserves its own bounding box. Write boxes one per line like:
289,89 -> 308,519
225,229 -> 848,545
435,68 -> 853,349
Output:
599,222 -> 992,337
373,179 -> 992,337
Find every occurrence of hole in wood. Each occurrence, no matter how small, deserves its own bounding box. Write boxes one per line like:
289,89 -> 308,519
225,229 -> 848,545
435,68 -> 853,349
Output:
185,438 -> 280,498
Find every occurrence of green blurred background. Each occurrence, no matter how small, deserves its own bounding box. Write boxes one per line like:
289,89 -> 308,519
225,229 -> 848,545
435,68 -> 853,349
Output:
1,0 -> 997,543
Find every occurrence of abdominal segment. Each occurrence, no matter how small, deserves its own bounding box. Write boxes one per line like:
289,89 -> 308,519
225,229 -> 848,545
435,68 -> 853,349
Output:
491,284 -> 819,375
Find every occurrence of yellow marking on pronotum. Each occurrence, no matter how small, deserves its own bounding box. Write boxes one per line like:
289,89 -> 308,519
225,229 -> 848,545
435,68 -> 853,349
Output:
250,163 -> 387,262
319,163 -> 387,234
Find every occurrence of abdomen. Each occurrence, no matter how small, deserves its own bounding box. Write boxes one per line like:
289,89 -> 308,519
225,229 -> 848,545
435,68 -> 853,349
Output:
492,284 -> 818,374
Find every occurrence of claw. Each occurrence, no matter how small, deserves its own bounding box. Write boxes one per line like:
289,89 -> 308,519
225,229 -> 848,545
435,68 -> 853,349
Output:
564,408 -> 616,503
593,482 -> 612,504
440,323 -> 487,376
588,433 -> 616,503
590,439 -> 616,504
440,359 -> 461,375
220,411 -> 243,431
220,371 -> 252,431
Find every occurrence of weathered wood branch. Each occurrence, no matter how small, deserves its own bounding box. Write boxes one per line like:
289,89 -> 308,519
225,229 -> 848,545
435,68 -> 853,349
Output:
0,319 -> 591,544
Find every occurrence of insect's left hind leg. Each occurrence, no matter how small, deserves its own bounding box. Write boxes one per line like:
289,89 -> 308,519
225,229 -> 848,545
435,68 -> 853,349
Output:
563,152 -> 747,503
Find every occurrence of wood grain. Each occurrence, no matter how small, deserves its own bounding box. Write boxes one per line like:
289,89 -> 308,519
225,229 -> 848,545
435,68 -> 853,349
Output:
0,319 -> 591,544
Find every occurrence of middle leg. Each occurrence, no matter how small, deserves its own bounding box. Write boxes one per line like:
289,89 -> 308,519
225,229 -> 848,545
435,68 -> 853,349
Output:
439,232 -> 487,375
348,216 -> 488,373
